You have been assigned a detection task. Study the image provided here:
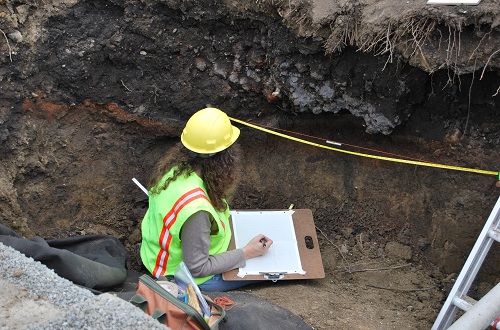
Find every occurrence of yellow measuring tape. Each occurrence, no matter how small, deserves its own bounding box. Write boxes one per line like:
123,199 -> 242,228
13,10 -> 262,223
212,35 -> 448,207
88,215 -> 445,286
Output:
230,117 -> 499,178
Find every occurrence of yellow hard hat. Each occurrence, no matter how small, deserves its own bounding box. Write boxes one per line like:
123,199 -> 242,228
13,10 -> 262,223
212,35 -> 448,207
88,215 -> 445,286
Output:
181,107 -> 240,155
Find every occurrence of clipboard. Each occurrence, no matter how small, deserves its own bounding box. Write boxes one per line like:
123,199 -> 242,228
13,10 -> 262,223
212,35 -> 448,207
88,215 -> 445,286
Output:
222,209 -> 325,281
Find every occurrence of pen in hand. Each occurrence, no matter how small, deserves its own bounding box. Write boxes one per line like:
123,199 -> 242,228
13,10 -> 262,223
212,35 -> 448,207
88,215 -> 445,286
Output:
243,235 -> 273,259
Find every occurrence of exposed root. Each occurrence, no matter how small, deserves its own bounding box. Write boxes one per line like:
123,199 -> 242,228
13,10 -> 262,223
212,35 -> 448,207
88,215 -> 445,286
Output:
480,48 -> 500,96
120,79 -> 132,92
468,30 -> 491,62
493,85 -> 500,97
349,263 -> 411,273
366,284 -> 435,292
324,18 -> 358,53
325,14 -> 438,72
404,16 -> 436,71
463,57 -> 477,139
318,4 -> 499,82
0,28 -> 12,62
480,48 -> 500,81
435,20 -> 463,89
271,0 -> 497,81
275,0 -> 314,37
316,225 -> 352,273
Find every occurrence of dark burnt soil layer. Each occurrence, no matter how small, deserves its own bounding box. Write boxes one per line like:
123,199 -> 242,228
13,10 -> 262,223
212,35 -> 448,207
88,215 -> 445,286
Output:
1,0 -> 499,135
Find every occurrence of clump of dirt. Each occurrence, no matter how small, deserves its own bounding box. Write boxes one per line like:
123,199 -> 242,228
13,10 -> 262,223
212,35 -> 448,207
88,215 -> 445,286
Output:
0,0 -> 499,329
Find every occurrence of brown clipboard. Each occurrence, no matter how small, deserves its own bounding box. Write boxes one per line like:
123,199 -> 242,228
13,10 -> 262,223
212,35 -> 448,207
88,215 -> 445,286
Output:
222,209 -> 325,281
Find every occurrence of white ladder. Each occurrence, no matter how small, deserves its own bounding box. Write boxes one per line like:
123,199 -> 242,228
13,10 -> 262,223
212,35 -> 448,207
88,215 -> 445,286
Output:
432,196 -> 500,330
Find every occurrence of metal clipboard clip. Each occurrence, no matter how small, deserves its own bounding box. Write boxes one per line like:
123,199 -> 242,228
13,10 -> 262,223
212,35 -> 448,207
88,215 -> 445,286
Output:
259,272 -> 287,282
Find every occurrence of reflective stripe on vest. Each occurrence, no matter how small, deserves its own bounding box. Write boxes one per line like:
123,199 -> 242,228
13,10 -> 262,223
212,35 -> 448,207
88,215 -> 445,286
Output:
152,187 -> 209,278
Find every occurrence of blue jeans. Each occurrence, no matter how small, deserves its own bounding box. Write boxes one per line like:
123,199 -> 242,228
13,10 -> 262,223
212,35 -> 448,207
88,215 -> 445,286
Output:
198,274 -> 256,292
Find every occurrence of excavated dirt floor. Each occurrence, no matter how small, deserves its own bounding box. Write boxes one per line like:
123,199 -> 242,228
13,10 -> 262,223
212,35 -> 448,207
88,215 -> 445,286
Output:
1,0 -> 500,329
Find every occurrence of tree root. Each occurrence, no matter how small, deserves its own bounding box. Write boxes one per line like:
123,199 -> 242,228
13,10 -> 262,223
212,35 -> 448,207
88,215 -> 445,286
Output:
366,284 -> 435,292
0,28 -> 12,62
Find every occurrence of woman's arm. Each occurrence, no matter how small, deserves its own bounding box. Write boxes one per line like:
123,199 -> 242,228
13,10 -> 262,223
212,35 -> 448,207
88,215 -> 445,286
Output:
181,211 -> 246,278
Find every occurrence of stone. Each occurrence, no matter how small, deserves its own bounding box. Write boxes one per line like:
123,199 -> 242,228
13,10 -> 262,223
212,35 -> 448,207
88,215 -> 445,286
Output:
385,241 -> 412,261
7,30 -> 23,43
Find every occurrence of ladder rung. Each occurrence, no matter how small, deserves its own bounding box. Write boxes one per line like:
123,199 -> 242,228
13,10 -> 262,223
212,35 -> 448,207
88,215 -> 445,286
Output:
488,228 -> 500,243
452,295 -> 477,312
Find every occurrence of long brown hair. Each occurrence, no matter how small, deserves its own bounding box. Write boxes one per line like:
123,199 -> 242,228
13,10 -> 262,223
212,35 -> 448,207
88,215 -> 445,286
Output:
149,143 -> 241,212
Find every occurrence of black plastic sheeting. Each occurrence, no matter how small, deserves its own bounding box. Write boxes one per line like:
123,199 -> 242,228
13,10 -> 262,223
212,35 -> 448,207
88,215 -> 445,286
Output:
0,221 -> 128,290
211,291 -> 314,330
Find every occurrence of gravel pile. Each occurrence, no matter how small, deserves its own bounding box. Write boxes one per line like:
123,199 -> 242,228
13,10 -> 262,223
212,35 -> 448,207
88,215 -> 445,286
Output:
0,242 -> 168,330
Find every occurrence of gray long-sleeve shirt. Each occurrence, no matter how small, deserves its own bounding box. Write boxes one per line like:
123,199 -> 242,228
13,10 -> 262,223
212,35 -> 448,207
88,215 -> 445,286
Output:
180,211 -> 246,278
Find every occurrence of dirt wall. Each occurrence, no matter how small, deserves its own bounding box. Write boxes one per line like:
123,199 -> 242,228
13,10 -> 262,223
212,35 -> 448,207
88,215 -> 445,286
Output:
0,1 -> 500,327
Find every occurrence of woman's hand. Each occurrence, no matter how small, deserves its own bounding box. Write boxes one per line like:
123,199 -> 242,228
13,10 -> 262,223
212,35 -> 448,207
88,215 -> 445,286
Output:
242,234 -> 273,259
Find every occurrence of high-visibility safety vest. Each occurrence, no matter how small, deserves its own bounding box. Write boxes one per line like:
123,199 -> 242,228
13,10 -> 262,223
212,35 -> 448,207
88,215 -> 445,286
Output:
140,167 -> 232,284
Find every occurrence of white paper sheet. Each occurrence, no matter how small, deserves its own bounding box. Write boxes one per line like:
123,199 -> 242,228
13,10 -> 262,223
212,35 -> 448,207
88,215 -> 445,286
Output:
230,210 -> 306,278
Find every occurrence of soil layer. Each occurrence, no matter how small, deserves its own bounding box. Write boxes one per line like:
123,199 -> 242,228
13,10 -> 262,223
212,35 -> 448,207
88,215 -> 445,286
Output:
1,0 -> 499,329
